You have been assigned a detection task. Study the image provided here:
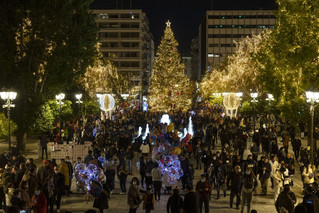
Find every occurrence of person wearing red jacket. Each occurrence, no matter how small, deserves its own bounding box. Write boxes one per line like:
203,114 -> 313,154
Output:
196,174 -> 212,213
30,187 -> 47,213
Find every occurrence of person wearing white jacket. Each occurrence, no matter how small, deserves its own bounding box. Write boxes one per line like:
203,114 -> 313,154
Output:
270,156 -> 280,189
272,167 -> 285,203
140,142 -> 150,156
302,163 -> 315,189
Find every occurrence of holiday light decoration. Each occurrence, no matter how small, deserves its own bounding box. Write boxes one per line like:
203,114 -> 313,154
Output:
149,21 -> 195,112
223,93 -> 241,118
97,94 -> 115,112
200,32 -> 269,99
78,53 -> 131,98
74,163 -> 106,193
149,115 -> 185,184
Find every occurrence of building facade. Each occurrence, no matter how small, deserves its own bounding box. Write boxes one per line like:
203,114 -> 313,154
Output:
199,10 -> 276,78
92,9 -> 154,95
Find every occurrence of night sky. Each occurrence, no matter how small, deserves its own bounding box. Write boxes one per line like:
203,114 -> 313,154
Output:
90,0 -> 277,54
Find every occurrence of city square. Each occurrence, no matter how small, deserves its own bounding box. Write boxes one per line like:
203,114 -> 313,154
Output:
0,0 -> 319,213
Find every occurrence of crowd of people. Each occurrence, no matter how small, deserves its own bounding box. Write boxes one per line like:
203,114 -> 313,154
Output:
1,107 -> 319,213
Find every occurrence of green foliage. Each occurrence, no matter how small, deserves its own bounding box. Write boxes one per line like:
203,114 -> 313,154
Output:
33,99 -> 74,134
47,100 -> 74,122
33,104 -> 55,134
239,101 -> 253,114
254,0 -> 319,124
82,98 -> 100,115
0,0 -> 98,148
0,113 -> 17,139
207,95 -> 223,106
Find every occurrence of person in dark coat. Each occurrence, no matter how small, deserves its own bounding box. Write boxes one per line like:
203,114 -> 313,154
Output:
229,165 -> 242,209
180,155 -> 190,190
37,160 -> 54,187
292,136 -> 301,159
184,185 -> 199,213
92,181 -> 110,213
40,133 -> 48,160
166,188 -> 184,213
65,156 -> 73,196
259,157 -> 271,195
275,184 -> 296,213
14,163 -> 26,188
139,155 -> 147,189
196,174 -> 212,213
53,166 -> 65,212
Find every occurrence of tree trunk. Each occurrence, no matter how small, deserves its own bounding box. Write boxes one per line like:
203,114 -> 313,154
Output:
16,131 -> 27,152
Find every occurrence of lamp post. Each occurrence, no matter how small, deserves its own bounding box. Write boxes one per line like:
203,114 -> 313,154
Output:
56,93 -> 65,143
250,92 -> 258,133
75,94 -> 83,143
306,91 -> 319,165
266,93 -> 274,129
0,91 -> 17,152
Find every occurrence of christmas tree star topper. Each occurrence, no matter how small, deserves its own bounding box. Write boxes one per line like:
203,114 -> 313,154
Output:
166,20 -> 171,27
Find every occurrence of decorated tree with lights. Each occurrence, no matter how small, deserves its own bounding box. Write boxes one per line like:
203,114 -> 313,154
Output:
200,32 -> 269,99
149,21 -> 194,112
255,0 -> 319,123
78,53 -> 132,101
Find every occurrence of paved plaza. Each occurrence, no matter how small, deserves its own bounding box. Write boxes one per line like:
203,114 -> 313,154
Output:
0,137 -> 311,213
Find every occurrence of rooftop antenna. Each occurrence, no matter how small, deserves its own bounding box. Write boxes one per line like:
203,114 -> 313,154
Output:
211,0 -> 214,10
130,0 -> 132,9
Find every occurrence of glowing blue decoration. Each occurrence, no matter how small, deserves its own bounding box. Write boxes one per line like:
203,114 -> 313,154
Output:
98,94 -> 115,112
142,124 -> 150,140
158,154 -> 183,184
188,116 -> 194,136
73,163 -> 106,193
160,114 -> 171,125
143,100 -> 148,111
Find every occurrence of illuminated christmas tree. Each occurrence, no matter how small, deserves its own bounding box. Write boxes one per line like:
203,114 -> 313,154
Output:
149,21 -> 194,112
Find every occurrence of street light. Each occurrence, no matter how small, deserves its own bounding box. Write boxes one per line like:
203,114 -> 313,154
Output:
56,93 -> 65,144
75,94 -> 83,143
266,94 -> 274,129
250,92 -> 258,133
0,91 -> 17,152
306,91 -> 319,164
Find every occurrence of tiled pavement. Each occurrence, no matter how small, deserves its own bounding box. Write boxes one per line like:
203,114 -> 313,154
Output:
0,137 -> 311,213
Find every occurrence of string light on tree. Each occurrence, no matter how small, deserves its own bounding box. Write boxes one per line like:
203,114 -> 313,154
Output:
149,20 -> 194,112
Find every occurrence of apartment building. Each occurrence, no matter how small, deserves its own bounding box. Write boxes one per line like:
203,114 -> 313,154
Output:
92,10 -> 154,94
199,10 -> 276,78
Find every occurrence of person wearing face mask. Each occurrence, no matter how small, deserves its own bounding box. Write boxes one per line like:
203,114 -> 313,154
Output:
229,165 -> 242,209
196,174 -> 212,213
215,160 -> 226,199
127,177 -> 141,213
240,168 -> 257,213
30,186 -> 47,213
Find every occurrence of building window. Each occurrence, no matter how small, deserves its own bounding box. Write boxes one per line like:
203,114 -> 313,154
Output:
208,34 -> 251,38
98,13 -> 108,19
208,15 -> 275,19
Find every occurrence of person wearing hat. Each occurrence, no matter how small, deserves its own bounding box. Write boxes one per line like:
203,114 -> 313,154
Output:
275,184 -> 296,213
36,160 -> 54,187
195,174 -> 212,213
